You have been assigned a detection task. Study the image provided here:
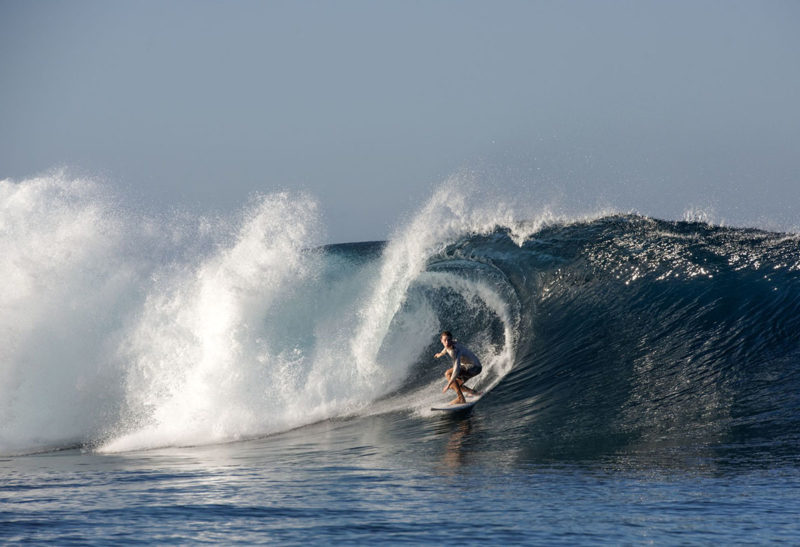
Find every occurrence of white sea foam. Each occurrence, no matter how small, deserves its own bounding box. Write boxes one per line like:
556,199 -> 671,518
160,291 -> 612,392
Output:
1,172 -> 140,454
1,172 -> 539,454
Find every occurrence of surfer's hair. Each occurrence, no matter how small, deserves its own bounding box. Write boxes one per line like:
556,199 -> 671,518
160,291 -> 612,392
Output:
441,331 -> 453,340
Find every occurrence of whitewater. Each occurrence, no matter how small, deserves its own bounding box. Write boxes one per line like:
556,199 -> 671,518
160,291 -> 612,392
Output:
3,172 -> 800,544
1,172 -> 528,455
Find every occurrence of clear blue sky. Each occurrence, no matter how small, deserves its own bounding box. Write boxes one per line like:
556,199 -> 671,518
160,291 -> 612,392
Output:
2,0 -> 799,242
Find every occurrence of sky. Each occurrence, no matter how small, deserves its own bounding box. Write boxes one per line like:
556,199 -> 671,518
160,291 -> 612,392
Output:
2,0 -> 799,243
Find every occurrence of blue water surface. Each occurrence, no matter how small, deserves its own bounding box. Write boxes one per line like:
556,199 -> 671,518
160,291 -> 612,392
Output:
3,412 -> 799,545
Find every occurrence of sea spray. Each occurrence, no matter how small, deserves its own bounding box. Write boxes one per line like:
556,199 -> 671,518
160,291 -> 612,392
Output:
0,173 -> 141,453
0,174 -> 358,454
102,193 -> 327,451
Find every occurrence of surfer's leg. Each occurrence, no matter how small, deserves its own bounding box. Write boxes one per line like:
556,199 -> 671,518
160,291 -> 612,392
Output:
457,369 -> 481,396
449,380 -> 466,405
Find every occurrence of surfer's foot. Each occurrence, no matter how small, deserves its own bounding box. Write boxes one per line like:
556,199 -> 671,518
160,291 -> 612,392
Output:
463,388 -> 481,396
449,397 -> 467,405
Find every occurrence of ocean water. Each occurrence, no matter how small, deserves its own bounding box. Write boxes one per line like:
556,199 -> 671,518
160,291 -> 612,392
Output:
2,173 -> 800,544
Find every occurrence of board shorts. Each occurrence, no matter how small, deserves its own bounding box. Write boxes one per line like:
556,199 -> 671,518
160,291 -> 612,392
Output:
457,364 -> 482,380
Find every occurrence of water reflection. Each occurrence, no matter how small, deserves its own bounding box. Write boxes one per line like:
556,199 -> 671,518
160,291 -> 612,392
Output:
441,419 -> 473,471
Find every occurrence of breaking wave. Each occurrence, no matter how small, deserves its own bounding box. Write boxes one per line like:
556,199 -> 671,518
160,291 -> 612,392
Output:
2,172 -> 800,456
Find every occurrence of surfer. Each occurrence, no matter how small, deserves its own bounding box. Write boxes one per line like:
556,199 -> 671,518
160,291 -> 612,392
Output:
434,331 -> 482,405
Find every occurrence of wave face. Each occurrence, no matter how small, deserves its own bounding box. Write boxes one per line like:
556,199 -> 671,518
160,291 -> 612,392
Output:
2,174 -> 800,457
447,216 -> 800,460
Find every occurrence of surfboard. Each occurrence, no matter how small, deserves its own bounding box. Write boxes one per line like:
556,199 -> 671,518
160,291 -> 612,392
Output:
431,395 -> 480,412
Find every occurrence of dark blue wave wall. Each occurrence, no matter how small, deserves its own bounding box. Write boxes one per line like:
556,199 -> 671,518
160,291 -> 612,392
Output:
425,216 -> 800,458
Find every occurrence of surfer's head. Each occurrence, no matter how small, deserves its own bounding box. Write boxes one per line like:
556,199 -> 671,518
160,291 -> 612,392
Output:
440,331 -> 454,347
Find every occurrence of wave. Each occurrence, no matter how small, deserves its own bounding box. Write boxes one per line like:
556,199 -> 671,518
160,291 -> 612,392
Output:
2,172 -> 800,455
463,216 -> 800,459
